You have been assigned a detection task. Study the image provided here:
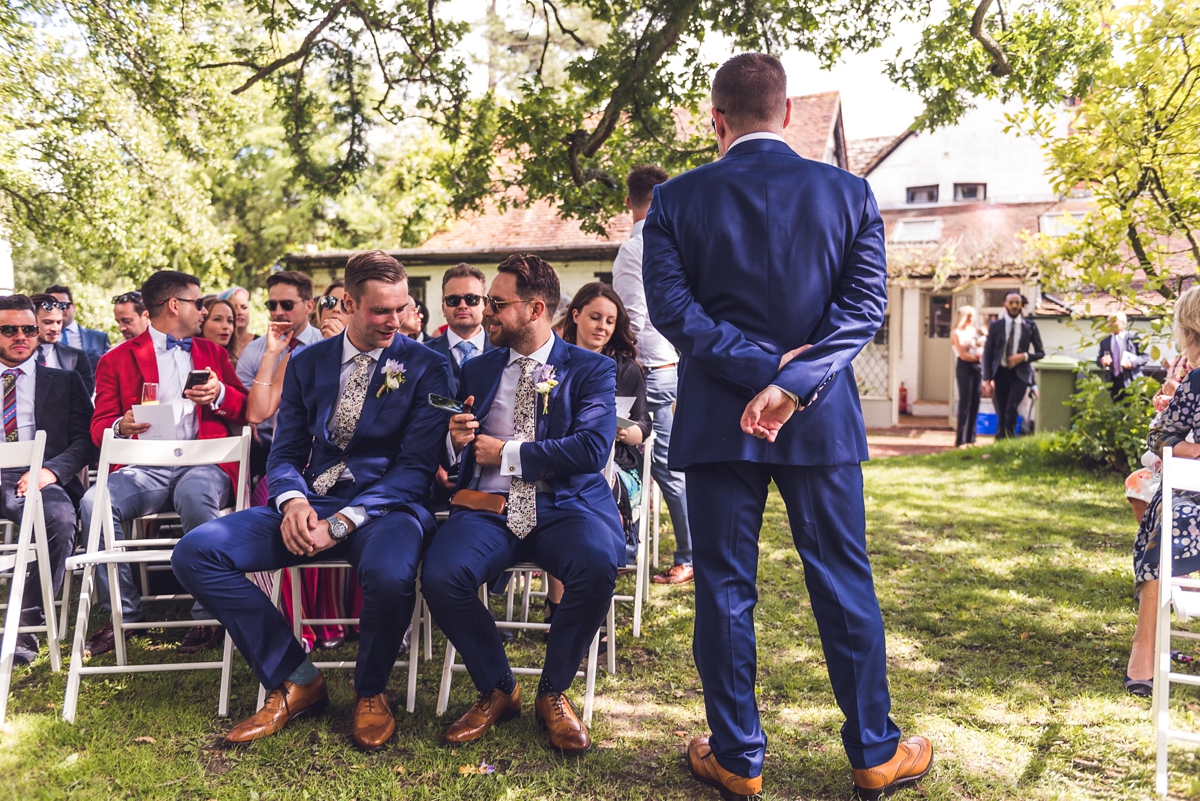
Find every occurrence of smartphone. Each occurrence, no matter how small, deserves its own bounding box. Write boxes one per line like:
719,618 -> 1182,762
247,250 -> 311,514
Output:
428,393 -> 475,416
184,369 -> 211,390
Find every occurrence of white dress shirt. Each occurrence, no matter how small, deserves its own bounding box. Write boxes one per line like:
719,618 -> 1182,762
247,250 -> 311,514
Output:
726,131 -> 787,154
148,325 -> 200,440
62,320 -> 83,351
446,328 -> 487,366
38,343 -> 60,369
1,356 -> 38,442
611,219 -> 678,369
275,332 -> 381,529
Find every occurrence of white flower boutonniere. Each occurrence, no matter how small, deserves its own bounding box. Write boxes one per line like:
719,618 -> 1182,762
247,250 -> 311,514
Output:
534,365 -> 558,413
376,359 -> 406,398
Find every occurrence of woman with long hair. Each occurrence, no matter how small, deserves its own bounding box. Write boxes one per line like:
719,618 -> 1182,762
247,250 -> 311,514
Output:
200,297 -> 240,368
950,305 -> 985,447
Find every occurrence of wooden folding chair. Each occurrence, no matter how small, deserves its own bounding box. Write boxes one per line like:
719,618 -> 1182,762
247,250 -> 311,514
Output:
0,432 -> 61,722
62,427 -> 250,723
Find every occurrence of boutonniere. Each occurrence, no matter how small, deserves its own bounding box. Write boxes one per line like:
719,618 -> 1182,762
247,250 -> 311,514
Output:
376,359 -> 406,397
534,365 -> 558,413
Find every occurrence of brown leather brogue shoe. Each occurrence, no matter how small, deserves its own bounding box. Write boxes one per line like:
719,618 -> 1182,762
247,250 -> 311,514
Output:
351,692 -> 395,751
652,564 -> 695,585
177,625 -> 224,654
687,736 -> 762,800
535,692 -> 590,755
83,622 -> 128,658
851,736 -> 933,800
444,685 -> 521,744
224,673 -> 328,744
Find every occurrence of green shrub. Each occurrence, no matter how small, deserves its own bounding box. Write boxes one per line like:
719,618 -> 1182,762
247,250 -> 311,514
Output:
1042,372 -> 1159,473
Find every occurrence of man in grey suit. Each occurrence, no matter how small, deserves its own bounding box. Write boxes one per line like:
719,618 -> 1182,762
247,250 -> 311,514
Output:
32,293 -> 95,396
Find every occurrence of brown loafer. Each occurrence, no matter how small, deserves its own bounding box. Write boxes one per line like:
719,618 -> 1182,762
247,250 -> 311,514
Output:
851,736 -> 933,800
225,673 -> 328,744
652,564 -> 695,585
535,692 -> 590,755
177,625 -> 224,654
687,736 -> 762,800
444,685 -> 521,744
82,622 -> 127,658
351,692 -> 395,751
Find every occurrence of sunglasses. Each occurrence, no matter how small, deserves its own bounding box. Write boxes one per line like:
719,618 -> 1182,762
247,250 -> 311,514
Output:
112,292 -> 142,305
267,300 -> 300,312
34,300 -> 69,311
0,325 -> 39,338
318,295 -> 343,311
444,294 -> 483,308
484,296 -> 534,314
156,297 -> 205,311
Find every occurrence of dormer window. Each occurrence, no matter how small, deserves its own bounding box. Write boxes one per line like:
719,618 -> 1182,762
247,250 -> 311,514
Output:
954,183 -> 986,202
906,185 -> 938,204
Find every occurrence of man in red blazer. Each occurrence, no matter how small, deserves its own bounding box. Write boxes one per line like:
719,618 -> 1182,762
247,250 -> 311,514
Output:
81,270 -> 248,658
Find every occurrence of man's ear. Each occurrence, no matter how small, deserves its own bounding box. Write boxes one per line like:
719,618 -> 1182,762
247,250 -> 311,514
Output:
528,298 -> 548,323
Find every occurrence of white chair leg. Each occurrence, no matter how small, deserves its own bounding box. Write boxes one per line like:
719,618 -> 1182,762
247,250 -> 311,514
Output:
289,568 -> 303,643
62,564 -> 95,723
582,626 -> 599,726
218,631 -> 234,717
57,562 -> 73,649
107,561 -> 128,667
0,532 -> 32,724
436,640 -> 457,716
521,571 -> 534,623
406,579 -> 422,714
652,483 -> 661,568
422,597 -> 432,662
33,511 -> 61,672
606,598 -> 616,674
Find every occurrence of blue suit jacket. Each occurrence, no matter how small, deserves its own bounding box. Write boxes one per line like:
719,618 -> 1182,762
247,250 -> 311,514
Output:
642,138 -> 888,469
426,332 -> 495,396
76,327 -> 110,372
267,332 -> 453,533
455,336 -> 625,563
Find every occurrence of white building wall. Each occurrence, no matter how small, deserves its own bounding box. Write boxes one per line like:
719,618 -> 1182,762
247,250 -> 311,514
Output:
896,287 -> 922,403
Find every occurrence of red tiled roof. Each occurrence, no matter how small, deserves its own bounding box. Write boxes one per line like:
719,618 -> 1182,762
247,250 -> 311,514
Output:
780,91 -> 844,166
848,135 -> 903,176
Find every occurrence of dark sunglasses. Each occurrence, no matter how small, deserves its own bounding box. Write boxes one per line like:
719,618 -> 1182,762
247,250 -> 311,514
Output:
112,292 -> 142,305
34,300 -> 68,312
483,295 -> 534,314
444,294 -> 483,308
267,299 -> 299,312
156,297 -> 205,311
318,295 -> 343,311
0,325 -> 39,338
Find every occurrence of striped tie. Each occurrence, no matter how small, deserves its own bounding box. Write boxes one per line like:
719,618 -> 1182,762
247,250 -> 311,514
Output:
3,369 -> 19,442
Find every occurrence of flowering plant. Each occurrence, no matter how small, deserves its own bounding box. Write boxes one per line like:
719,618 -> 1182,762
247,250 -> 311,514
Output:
376,359 -> 406,397
534,365 -> 558,413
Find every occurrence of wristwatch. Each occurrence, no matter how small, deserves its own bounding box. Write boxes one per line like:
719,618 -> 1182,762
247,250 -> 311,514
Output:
327,516 -> 350,542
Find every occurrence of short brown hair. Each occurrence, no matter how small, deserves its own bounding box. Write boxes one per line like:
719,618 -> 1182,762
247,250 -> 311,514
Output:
441,262 -> 486,290
0,295 -> 35,313
626,165 -> 669,209
711,53 -> 788,134
344,250 -> 407,300
496,254 -> 561,317
266,270 -> 314,300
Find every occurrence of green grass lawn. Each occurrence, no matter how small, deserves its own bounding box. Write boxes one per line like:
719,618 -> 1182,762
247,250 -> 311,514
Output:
2,437 -> 1195,799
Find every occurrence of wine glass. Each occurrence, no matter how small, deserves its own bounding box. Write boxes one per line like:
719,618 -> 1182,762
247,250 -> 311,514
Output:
141,382 -> 159,405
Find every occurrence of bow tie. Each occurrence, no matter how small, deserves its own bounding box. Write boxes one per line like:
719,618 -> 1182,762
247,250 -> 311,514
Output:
165,335 -> 193,352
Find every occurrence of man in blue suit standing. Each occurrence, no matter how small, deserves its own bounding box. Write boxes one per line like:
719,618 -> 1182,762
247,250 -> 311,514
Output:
173,250 -> 452,751
643,54 -> 931,801
422,254 -> 622,756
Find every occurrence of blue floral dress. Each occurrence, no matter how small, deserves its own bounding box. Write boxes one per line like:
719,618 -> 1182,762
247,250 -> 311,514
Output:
1135,369 -> 1200,586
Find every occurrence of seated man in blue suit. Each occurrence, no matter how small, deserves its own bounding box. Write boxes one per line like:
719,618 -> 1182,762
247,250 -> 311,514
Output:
173,250 -> 451,751
422,254 -> 622,755
643,54 -> 931,801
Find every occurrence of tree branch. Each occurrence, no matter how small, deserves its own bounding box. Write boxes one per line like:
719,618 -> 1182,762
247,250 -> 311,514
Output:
971,0 -> 1013,77
223,0 -> 353,95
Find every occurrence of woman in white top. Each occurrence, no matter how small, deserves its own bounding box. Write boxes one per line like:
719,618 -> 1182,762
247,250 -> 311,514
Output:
950,305 -> 985,447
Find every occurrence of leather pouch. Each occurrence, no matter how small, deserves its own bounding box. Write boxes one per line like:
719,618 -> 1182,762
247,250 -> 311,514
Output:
450,488 -> 507,515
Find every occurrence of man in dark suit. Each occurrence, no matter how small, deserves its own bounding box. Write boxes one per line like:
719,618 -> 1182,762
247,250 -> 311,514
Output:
31,293 -> 94,396
425,262 -> 494,395
421,254 -> 622,756
45,284 -> 110,371
1097,311 -> 1149,401
982,291 -> 1045,438
0,295 -> 96,664
642,54 -> 931,801
173,251 -> 451,750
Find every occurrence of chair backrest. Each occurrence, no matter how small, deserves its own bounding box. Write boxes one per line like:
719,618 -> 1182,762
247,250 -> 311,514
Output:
0,430 -> 46,473
96,428 -> 251,473
1161,447 -> 1200,580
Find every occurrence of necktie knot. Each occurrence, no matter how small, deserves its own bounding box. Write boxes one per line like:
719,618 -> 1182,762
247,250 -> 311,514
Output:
354,353 -> 373,369
517,356 -> 538,378
453,340 -> 477,363
288,337 -> 303,353
3,369 -> 18,380
165,335 -> 193,352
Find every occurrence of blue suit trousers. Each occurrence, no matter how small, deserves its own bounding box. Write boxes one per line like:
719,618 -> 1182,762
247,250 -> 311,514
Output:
173,497 -> 424,696
687,461 -> 901,776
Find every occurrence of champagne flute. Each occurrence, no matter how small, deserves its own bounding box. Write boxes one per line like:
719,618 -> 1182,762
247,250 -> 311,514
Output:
141,382 -> 159,405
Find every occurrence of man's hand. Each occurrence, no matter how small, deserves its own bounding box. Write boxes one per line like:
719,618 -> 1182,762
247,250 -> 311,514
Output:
16,468 -> 57,497
1005,353 -> 1026,368
1101,354 -> 1113,368
305,519 -> 337,556
778,344 -> 812,371
1121,353 -> 1135,370
435,465 -> 455,490
184,369 -> 222,406
473,434 -> 505,467
118,409 -> 152,438
449,395 -> 478,455
741,386 -> 799,443
280,497 -> 320,556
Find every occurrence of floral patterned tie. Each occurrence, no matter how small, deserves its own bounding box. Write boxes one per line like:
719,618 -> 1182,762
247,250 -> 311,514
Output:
506,357 -> 539,538
312,353 -> 373,495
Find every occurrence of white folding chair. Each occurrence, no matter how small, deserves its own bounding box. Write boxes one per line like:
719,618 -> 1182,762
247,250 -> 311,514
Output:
612,432 -> 654,640
0,432 -> 61,722
62,427 -> 251,723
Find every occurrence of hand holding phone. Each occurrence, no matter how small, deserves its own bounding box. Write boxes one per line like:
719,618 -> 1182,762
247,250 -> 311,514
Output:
184,369 -> 212,390
444,394 -> 479,456
429,393 -> 475,416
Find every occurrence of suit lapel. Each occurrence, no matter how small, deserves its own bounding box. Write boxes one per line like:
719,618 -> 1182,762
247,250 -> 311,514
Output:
473,350 -> 509,421
536,336 -> 572,442
131,331 -> 159,386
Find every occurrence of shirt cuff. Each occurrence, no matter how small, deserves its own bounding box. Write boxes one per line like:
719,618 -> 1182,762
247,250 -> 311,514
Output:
275,490 -> 306,513
211,382 -> 226,410
337,505 -> 367,529
446,431 -> 461,465
501,440 -> 523,479
772,384 -> 802,410
112,417 -> 129,439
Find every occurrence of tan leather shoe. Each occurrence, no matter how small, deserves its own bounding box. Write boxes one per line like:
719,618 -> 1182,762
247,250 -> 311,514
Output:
351,692 -> 395,751
444,685 -> 521,744
687,736 -> 762,800
851,736 -> 933,800
652,564 -> 695,585
535,692 -> 590,754
224,674 -> 328,744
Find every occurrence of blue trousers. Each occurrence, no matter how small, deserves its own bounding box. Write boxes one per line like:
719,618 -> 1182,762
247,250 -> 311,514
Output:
422,502 -> 618,695
172,499 -> 423,696
686,461 -> 901,777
